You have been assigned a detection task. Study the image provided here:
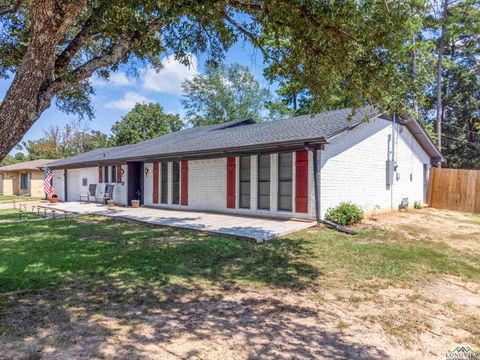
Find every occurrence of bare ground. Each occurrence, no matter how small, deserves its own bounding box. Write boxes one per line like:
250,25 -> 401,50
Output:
1,208 -> 479,359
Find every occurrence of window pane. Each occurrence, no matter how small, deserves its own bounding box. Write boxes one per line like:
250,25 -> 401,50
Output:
111,165 -> 116,183
20,173 -> 28,190
172,162 -> 180,204
258,195 -> 270,210
258,154 -> 270,210
104,166 -> 109,183
278,153 -> 292,211
161,162 -> 168,204
239,156 -> 250,208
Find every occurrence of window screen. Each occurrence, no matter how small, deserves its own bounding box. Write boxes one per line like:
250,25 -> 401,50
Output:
239,156 -> 251,208
104,166 -> 109,183
111,165 -> 116,183
258,154 -> 270,210
278,153 -> 293,211
172,161 -> 180,205
161,162 -> 168,204
20,173 -> 29,190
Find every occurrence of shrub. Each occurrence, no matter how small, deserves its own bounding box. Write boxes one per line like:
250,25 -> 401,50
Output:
324,202 -> 364,226
413,201 -> 422,209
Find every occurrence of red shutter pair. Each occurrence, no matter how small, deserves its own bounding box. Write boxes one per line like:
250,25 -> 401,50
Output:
152,161 -> 188,205
225,153 -> 308,213
99,165 -> 122,183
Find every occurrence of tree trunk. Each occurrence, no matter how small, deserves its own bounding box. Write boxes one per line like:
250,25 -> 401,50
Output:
412,34 -> 418,114
435,0 -> 447,167
0,0 -> 84,160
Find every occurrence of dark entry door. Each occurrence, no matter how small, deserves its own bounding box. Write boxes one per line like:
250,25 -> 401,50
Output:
127,162 -> 144,206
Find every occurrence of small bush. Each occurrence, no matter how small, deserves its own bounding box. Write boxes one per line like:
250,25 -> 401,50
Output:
324,202 -> 364,226
413,201 -> 422,209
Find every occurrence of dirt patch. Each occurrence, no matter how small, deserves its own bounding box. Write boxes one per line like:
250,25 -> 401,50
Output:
1,280 -> 479,360
364,208 -> 480,253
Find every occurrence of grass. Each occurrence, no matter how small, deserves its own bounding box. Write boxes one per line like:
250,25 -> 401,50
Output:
0,195 -> 42,202
0,208 -> 479,294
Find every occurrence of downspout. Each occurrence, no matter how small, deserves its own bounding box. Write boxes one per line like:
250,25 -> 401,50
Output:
391,113 -> 396,212
310,143 -> 357,235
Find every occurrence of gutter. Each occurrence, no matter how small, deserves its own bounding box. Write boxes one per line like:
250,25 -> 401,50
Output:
48,137 -> 328,169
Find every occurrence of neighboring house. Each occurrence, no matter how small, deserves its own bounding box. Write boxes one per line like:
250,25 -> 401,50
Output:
48,107 -> 443,220
0,159 -> 59,197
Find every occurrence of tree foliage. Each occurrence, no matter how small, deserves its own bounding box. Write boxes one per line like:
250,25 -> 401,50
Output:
0,0 -> 431,158
110,103 -> 183,146
182,62 -> 272,126
421,0 -> 480,168
22,121 -> 109,159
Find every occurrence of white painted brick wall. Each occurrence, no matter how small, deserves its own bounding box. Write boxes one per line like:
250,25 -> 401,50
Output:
319,117 -> 431,217
188,158 -> 227,210
143,163 -> 153,206
56,165 -> 128,205
142,154 -> 315,219
52,170 -> 64,201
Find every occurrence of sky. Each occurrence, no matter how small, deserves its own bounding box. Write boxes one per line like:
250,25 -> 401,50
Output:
0,39 -> 273,155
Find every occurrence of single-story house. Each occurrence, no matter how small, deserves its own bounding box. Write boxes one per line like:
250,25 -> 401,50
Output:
0,159 -> 59,197
48,107 -> 443,220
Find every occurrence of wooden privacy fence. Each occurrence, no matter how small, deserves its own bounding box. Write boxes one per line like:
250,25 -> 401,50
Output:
428,168 -> 480,212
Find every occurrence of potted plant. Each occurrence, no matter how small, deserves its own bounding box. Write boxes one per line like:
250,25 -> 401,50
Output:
131,190 -> 141,208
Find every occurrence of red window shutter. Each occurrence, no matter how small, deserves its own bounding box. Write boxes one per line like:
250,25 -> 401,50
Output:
295,150 -> 309,213
98,166 -> 103,183
153,162 -> 159,204
116,165 -> 122,183
181,160 -> 188,205
226,157 -> 236,208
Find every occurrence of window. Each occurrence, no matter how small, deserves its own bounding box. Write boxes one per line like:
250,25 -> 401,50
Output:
161,162 -> 168,204
82,178 -> 88,186
111,165 -> 116,183
258,154 -> 270,210
20,173 -> 29,190
278,153 -> 293,211
172,161 -> 180,205
104,166 -> 109,183
239,156 -> 251,208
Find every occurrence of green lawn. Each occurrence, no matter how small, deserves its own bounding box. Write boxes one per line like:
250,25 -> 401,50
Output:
0,195 -> 42,202
0,208 -> 479,294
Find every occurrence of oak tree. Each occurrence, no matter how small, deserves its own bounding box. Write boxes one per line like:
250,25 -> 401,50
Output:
0,0 -> 426,159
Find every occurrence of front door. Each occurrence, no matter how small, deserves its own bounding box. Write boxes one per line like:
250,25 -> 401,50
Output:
127,162 -> 144,206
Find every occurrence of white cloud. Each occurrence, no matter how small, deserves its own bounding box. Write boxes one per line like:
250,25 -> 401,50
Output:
104,91 -> 152,111
140,54 -> 198,95
91,72 -> 136,87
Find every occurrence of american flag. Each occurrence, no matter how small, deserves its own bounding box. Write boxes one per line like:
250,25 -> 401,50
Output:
43,166 -> 53,195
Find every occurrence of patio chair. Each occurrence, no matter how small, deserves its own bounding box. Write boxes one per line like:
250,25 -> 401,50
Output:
96,184 -> 115,205
80,184 -> 97,204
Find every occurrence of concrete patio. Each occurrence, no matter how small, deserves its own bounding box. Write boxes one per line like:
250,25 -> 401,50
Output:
42,202 -> 316,242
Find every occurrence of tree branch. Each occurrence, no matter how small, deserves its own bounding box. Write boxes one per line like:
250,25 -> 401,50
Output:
40,18 -> 164,112
219,9 -> 287,72
0,0 -> 22,16
54,2 -> 108,71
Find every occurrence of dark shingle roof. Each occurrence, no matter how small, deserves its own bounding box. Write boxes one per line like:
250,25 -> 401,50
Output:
48,107 -> 442,168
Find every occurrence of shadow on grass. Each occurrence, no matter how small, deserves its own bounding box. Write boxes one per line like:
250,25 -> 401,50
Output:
0,215 -> 319,293
0,282 -> 389,359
